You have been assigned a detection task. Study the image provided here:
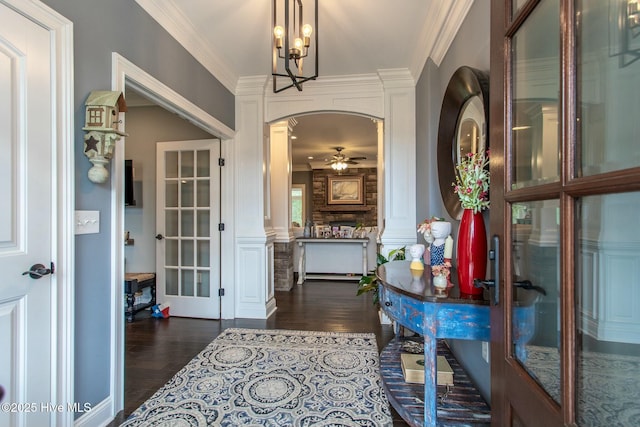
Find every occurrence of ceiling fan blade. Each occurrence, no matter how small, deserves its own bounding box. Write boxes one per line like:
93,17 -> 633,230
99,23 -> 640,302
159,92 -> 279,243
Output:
345,160 -> 359,164
348,156 -> 366,160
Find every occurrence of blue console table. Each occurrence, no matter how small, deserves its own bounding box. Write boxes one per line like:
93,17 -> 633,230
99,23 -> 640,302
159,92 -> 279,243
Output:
377,261 -> 491,427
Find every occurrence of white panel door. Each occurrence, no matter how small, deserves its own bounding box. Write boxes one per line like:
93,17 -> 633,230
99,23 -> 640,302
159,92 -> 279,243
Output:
156,140 -> 221,318
0,4 -> 55,426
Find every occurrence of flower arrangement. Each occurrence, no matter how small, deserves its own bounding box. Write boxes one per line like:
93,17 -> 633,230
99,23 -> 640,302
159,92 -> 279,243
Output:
431,261 -> 451,278
453,150 -> 490,213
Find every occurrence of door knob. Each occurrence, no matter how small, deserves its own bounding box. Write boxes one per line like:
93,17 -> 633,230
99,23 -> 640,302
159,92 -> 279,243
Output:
155,234 -> 164,240
22,263 -> 54,279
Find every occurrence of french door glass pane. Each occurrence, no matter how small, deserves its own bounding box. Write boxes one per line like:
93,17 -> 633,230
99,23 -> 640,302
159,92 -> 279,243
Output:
197,270 -> 210,298
197,211 -> 210,237
165,239 -> 178,266
576,193 -> 640,426
197,240 -> 210,267
181,181 -> 194,207
197,150 -> 210,177
578,0 -> 640,176
165,152 -> 178,178
511,199 -> 560,404
181,210 -> 194,237
166,182 -> 178,207
511,0 -> 560,189
181,240 -> 194,266
165,210 -> 178,236
181,151 -> 194,177
166,268 -> 178,295
181,269 -> 194,296
197,180 -> 210,207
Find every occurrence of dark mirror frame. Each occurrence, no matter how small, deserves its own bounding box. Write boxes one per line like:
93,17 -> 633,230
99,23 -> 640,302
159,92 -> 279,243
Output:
437,66 -> 489,220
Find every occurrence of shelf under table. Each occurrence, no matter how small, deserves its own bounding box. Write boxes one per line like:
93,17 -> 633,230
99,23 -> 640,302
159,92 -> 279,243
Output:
380,337 -> 491,427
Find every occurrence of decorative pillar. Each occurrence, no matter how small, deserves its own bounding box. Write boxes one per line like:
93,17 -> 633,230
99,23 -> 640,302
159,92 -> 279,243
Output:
234,76 -> 276,318
378,69 -> 418,257
270,120 -> 295,290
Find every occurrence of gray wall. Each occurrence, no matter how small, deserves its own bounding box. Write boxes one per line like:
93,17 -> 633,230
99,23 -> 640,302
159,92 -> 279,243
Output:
124,106 -> 213,273
415,0 -> 491,401
41,0 -> 234,414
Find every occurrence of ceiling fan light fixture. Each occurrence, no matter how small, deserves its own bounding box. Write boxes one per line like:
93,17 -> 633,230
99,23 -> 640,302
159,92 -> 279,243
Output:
272,0 -> 318,93
331,161 -> 348,171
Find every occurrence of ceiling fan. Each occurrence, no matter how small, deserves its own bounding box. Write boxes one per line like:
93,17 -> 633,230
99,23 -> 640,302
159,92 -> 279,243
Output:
326,147 -> 366,171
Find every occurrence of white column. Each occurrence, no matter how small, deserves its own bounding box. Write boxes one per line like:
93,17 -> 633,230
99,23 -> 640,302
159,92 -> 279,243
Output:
234,76 -> 276,319
270,120 -> 294,241
378,69 -> 418,256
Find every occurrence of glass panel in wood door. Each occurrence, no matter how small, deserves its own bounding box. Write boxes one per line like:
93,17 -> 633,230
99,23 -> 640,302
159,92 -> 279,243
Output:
511,200 -> 560,404
578,0 -> 640,176
510,1 -> 561,392
576,194 -> 640,427
157,141 -> 220,319
574,2 -> 640,425
494,0 -> 564,425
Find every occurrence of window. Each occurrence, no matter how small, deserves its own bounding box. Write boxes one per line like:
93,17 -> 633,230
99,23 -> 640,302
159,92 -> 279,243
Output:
291,184 -> 305,227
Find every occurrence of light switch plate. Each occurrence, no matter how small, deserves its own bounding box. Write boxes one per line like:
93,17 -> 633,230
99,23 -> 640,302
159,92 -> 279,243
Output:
75,210 -> 100,235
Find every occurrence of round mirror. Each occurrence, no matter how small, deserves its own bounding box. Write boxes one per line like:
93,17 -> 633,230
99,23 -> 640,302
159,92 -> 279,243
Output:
437,66 -> 489,220
455,96 -> 485,165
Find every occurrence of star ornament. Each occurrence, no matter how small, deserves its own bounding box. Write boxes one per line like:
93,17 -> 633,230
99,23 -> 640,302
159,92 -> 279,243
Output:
85,135 -> 99,153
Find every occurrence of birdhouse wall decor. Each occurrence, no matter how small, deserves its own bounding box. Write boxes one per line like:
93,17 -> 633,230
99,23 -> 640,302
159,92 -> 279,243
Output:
83,91 -> 128,183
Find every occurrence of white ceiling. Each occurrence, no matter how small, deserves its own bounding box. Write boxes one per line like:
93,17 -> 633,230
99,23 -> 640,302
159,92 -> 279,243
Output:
134,0 -> 475,169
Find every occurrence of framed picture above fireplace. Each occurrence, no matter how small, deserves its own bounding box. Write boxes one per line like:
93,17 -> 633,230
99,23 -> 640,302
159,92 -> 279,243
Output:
327,175 -> 364,205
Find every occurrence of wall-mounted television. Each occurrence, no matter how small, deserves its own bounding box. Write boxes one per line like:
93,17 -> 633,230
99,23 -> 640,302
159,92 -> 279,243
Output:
124,159 -> 136,206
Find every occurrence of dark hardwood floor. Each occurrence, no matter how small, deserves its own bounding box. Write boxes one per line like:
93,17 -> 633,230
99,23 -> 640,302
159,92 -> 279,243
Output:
108,280 -> 408,426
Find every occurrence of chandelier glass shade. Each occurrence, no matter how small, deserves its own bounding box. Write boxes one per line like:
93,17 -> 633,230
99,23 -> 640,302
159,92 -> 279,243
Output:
272,0 -> 318,92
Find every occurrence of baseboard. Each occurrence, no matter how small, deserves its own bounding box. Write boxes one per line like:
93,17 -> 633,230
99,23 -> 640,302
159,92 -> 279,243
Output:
74,396 -> 113,427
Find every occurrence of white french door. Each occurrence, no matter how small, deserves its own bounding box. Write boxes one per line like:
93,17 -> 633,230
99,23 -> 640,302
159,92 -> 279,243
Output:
156,140 -> 221,318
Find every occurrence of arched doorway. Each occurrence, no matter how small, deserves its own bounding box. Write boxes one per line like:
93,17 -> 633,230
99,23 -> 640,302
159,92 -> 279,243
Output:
268,112 -> 382,291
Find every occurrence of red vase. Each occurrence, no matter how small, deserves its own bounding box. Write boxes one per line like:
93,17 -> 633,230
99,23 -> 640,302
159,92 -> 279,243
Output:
456,209 -> 487,295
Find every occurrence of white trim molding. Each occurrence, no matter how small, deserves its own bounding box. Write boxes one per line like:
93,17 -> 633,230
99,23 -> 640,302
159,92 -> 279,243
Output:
111,52 -> 235,420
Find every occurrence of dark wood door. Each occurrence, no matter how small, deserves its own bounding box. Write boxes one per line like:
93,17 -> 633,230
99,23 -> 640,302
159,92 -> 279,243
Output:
489,0 -> 640,425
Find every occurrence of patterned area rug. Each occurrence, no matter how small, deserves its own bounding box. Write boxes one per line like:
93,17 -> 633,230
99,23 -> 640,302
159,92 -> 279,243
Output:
121,328 -> 392,426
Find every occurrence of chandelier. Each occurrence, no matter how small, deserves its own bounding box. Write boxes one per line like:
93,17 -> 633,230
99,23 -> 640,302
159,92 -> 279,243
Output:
272,0 -> 318,93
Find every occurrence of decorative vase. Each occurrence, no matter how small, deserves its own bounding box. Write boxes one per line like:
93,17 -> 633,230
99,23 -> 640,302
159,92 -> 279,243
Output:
409,244 -> 425,271
456,209 -> 487,295
426,221 -> 451,267
303,220 -> 312,238
433,274 -> 448,289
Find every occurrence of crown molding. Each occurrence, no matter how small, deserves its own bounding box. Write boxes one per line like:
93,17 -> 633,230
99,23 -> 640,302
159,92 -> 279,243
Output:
411,0 -> 474,77
236,75 -> 270,96
430,0 -> 475,66
377,68 -> 415,88
135,0 -> 237,93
